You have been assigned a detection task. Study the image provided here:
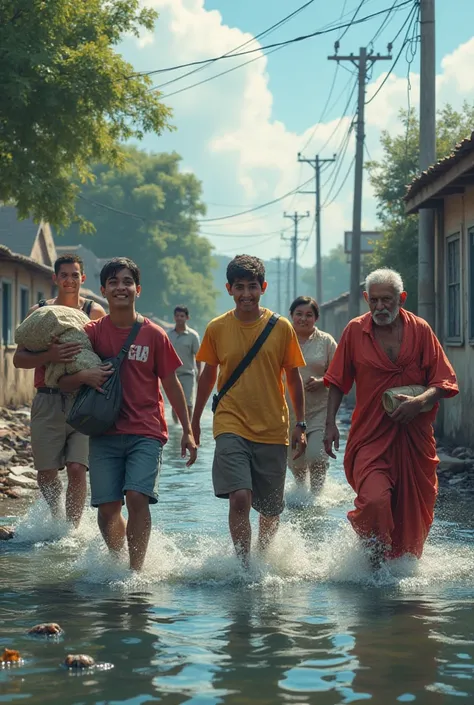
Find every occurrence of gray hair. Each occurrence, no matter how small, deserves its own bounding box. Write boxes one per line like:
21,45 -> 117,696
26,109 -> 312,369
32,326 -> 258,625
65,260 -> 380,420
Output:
365,268 -> 404,296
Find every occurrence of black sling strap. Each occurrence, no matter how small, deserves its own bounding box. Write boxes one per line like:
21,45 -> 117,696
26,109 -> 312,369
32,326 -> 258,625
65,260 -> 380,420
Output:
212,313 -> 280,413
114,315 -> 144,371
38,298 -> 94,319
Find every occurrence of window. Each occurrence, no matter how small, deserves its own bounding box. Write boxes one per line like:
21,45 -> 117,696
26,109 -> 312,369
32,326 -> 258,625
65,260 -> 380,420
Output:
470,227 -> 474,340
446,234 -> 461,341
20,287 -> 30,321
1,281 -> 13,345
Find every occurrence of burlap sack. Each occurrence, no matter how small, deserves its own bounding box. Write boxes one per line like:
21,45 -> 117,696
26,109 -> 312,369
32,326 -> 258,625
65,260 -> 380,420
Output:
15,305 -> 102,388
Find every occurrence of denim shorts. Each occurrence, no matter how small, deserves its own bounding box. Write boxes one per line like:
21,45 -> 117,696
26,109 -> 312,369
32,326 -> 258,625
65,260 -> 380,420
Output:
89,434 -> 163,507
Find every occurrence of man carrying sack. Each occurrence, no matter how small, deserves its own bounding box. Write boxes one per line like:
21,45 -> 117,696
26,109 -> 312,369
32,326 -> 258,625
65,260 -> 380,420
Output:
323,268 -> 459,568
191,255 -> 307,566
13,253 -> 106,528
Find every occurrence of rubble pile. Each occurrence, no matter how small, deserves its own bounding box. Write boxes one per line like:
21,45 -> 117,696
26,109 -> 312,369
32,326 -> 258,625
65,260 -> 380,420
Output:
0,407 -> 38,502
437,445 -> 474,493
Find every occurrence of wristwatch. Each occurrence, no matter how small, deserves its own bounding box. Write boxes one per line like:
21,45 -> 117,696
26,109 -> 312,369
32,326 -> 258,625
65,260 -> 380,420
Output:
295,421 -> 307,432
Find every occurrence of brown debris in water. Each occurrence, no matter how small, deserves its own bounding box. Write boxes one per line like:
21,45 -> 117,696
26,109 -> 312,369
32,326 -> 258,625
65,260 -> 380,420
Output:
2,648 -> 21,663
28,623 -> 63,636
0,526 -> 14,540
64,654 -> 95,669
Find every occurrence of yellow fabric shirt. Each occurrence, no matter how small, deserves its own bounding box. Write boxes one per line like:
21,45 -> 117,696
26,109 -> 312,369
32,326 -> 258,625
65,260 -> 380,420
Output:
196,308 -> 305,445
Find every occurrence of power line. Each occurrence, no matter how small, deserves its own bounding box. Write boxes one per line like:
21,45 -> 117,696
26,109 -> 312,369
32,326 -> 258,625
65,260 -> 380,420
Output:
365,2 -> 419,106
197,176 -> 314,223
322,155 -> 356,208
77,194 -> 298,239
136,2 -> 413,79
151,0 -> 318,93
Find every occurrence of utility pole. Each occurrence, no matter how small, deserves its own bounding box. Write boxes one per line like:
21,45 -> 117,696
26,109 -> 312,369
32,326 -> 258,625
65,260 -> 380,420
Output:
298,153 -> 336,304
329,45 -> 391,321
286,258 -> 292,313
276,255 -> 282,313
282,211 -> 310,299
418,0 -> 436,328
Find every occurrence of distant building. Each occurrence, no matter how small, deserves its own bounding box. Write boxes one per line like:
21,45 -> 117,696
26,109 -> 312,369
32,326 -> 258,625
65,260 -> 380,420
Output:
0,208 -> 108,406
404,131 -> 474,445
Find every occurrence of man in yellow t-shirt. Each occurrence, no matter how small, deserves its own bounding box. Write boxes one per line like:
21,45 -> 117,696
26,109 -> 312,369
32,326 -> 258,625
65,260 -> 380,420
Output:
192,254 -> 307,564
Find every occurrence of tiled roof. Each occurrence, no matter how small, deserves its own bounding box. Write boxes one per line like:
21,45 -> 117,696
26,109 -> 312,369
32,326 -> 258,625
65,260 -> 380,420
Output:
0,244 -> 53,275
0,206 -> 42,256
404,131 -> 474,201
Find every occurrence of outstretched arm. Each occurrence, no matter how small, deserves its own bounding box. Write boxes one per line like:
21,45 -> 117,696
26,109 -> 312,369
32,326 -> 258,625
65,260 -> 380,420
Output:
191,363 -> 218,445
324,384 -> 344,458
161,372 -> 197,467
285,367 -> 307,460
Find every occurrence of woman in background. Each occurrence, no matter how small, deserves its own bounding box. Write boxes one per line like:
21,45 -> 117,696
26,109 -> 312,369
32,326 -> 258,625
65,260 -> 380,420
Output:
288,296 -> 337,495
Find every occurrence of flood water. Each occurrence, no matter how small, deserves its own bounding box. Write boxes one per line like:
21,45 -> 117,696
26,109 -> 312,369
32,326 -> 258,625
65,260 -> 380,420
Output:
1,409 -> 474,704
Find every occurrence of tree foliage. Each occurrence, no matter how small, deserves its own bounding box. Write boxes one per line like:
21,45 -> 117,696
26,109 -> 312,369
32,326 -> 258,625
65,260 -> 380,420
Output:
0,1 -> 170,227
59,147 -> 217,327
367,103 -> 474,311
302,244 -> 351,303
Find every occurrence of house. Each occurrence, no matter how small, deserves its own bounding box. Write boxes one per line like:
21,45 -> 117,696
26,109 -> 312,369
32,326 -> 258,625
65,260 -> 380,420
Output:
0,208 -> 108,407
404,131 -> 474,445
320,284 -> 365,341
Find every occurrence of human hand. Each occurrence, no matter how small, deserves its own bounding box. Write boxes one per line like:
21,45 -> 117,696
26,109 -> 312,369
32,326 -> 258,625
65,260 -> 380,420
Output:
181,431 -> 198,467
191,419 -> 201,446
389,394 -> 424,424
305,376 -> 323,393
81,364 -> 114,393
291,426 -> 307,460
47,337 -> 82,363
323,422 -> 340,459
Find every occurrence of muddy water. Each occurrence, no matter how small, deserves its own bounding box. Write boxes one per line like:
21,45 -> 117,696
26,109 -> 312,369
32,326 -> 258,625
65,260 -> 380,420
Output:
1,409 -> 474,704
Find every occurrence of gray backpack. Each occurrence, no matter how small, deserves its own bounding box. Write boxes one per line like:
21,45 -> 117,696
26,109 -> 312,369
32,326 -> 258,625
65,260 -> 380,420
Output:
67,316 -> 143,437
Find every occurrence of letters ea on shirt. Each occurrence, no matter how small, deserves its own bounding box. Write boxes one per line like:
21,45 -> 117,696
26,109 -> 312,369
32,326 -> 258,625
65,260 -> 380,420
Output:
128,344 -> 149,363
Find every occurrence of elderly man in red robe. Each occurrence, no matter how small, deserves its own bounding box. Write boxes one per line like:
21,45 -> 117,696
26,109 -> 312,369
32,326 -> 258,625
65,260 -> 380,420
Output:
323,268 -> 458,567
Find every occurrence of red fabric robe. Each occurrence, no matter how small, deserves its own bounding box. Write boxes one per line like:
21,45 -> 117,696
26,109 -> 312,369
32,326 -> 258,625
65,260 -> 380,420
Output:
324,309 -> 458,559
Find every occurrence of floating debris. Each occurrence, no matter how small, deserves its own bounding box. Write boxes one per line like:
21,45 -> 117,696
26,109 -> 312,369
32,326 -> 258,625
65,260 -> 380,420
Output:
0,525 -> 14,540
28,623 -> 63,636
64,654 -> 95,669
2,648 -> 21,663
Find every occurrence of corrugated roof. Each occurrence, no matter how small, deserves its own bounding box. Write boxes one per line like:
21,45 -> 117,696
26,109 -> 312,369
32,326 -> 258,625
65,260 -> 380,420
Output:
0,206 -> 42,256
405,131 -> 474,202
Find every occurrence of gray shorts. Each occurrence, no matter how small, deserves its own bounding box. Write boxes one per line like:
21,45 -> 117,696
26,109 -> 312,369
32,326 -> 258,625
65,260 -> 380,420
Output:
177,373 -> 195,406
31,391 -> 89,472
212,433 -> 287,516
89,434 -> 163,507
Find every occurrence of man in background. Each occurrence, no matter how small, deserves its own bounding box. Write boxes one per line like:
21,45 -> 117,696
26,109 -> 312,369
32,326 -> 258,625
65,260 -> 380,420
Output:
168,306 -> 201,422
13,254 -> 106,527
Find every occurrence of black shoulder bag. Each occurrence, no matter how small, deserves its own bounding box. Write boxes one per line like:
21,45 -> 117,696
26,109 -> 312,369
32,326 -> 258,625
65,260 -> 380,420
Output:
212,313 -> 280,413
67,316 -> 144,436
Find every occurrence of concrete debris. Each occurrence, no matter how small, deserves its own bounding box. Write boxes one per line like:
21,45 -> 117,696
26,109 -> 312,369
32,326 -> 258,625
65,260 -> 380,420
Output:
0,407 -> 38,504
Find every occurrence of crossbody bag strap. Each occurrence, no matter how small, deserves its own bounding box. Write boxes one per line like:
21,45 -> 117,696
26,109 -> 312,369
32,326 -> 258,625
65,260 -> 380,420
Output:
212,313 -> 280,413
115,314 -> 144,368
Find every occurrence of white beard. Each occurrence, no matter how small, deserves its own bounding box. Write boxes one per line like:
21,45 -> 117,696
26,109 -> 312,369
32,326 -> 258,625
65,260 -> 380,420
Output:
372,307 -> 400,326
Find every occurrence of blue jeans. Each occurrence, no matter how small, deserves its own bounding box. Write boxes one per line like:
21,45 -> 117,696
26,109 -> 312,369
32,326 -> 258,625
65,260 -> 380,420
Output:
89,434 -> 163,507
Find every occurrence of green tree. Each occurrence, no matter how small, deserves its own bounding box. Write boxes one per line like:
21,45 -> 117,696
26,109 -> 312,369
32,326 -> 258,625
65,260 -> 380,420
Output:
367,103 -> 474,311
60,147 -> 217,328
302,244 -> 350,303
0,1 -> 170,227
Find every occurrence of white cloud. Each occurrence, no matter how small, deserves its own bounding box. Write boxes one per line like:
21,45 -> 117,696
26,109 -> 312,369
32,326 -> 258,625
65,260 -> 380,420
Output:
127,2 -> 474,263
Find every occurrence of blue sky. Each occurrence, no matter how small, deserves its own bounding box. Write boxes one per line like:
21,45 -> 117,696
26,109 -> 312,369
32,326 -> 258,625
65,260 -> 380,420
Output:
119,1 -> 474,265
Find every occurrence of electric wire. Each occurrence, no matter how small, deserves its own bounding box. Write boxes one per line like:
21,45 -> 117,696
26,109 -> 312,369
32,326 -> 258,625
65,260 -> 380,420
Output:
151,0 -> 318,93
136,2 -> 413,80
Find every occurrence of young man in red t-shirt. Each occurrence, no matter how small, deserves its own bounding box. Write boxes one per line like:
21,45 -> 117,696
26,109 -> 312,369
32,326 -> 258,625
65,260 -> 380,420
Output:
59,258 -> 197,571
